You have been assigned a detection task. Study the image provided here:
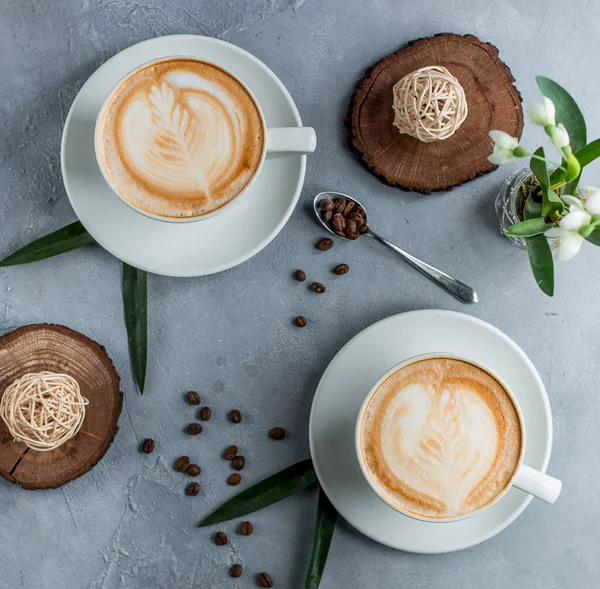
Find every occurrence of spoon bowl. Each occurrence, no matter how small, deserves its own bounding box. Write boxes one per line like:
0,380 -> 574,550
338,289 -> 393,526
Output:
314,191 -> 370,237
313,191 -> 478,304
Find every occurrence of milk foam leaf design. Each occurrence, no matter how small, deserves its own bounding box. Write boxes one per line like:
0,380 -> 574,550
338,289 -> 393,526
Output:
305,487 -> 337,589
146,82 -> 209,195
122,263 -> 147,394
388,385 -> 499,515
199,459 -> 317,527
0,221 -> 95,266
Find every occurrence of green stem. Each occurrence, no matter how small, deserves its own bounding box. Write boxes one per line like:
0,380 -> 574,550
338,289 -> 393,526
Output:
529,153 -> 566,173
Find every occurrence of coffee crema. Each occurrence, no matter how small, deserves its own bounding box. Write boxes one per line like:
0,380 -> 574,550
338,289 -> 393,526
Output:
359,358 -> 522,520
97,58 -> 264,218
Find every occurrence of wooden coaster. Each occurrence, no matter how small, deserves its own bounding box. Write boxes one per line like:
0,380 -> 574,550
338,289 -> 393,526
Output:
0,324 -> 122,490
346,33 -> 523,193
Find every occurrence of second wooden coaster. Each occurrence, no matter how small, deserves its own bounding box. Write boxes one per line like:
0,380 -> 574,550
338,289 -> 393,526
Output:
346,33 -> 524,193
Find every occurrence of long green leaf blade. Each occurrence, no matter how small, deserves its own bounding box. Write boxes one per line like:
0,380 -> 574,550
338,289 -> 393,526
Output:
525,235 -> 554,296
122,263 -> 147,393
508,218 -> 554,237
305,487 -> 337,589
536,76 -> 587,151
0,221 -> 94,267
530,147 -> 562,217
199,459 -> 317,527
586,227 -> 600,246
524,195 -> 542,220
574,138 -> 600,168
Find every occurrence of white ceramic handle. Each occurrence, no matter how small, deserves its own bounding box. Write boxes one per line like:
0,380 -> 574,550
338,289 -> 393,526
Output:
266,127 -> 316,153
513,464 -> 562,504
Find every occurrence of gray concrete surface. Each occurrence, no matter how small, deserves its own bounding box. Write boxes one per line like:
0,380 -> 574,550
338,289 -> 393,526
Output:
0,0 -> 598,587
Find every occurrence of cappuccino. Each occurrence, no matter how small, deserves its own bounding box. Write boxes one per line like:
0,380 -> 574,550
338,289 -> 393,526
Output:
359,358 -> 522,520
97,58 -> 264,219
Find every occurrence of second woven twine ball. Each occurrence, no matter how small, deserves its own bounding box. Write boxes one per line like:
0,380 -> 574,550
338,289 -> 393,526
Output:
392,65 -> 468,143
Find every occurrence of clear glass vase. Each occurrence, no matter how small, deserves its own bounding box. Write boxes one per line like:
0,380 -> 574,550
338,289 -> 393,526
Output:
494,167 -> 533,249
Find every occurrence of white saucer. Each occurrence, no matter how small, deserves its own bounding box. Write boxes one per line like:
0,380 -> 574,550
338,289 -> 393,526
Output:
309,310 -> 553,554
61,35 -> 306,276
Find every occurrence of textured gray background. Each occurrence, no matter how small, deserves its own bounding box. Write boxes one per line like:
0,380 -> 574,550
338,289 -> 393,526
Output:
0,0 -> 598,587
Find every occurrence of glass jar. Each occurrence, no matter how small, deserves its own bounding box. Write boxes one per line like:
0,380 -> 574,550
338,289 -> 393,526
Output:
494,167 -> 532,249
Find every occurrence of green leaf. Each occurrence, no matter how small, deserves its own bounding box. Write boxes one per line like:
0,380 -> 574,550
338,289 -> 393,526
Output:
525,235 -> 554,296
530,148 -> 563,217
305,488 -> 337,589
508,218 -> 554,237
122,263 -> 147,393
536,76 -> 587,151
0,221 -> 94,267
586,227 -> 600,246
199,459 -> 317,527
524,195 -> 542,220
574,138 -> 600,168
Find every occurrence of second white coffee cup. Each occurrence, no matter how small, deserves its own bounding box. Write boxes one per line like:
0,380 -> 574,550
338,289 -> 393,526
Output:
355,353 -> 562,523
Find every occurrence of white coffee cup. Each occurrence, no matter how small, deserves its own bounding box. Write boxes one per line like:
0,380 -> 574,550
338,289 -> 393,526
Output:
94,56 -> 316,223
355,353 -> 562,523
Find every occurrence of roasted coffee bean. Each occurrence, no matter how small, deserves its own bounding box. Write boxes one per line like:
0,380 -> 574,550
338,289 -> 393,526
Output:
231,455 -> 245,471
319,199 -> 335,211
258,572 -> 274,587
269,427 -> 286,440
334,263 -> 349,275
141,438 -> 155,454
186,464 -> 201,476
333,198 -> 346,214
316,238 -> 334,251
311,282 -> 326,294
186,482 -> 200,496
227,473 -> 242,486
224,445 -> 238,460
343,201 -> 355,216
175,456 -> 191,472
214,531 -> 228,546
295,316 -> 307,328
187,423 -> 203,435
323,209 -> 333,223
229,409 -> 242,424
295,269 -> 306,282
332,213 -> 346,232
230,564 -> 243,578
199,406 -> 212,421
186,390 -> 201,405
359,222 -> 369,233
344,218 -> 357,236
239,521 -> 254,535
334,229 -> 346,238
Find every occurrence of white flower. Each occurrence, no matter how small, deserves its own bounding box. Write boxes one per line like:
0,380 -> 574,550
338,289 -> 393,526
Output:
527,97 -> 556,126
545,194 -> 592,261
578,186 -> 600,215
554,123 -> 570,148
487,130 -> 520,165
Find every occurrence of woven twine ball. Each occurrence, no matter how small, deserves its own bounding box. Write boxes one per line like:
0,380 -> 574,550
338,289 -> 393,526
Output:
0,371 -> 89,451
392,65 -> 468,143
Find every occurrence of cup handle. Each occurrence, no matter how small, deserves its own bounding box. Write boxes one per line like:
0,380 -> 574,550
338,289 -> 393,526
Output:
266,127 -> 316,154
512,464 -> 562,504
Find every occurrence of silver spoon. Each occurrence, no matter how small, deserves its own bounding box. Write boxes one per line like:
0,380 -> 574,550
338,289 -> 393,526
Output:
314,191 -> 478,304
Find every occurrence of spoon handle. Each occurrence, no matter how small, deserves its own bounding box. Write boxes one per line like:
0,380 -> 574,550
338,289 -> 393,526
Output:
368,231 -> 478,304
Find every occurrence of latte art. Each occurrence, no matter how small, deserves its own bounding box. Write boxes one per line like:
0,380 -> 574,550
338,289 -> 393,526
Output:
97,58 -> 264,218
360,358 -> 522,519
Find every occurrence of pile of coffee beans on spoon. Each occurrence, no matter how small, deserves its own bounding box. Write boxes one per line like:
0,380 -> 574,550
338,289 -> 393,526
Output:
318,196 -> 368,239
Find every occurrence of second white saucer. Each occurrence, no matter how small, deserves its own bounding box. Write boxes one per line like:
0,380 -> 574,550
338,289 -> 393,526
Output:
309,310 -> 553,553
